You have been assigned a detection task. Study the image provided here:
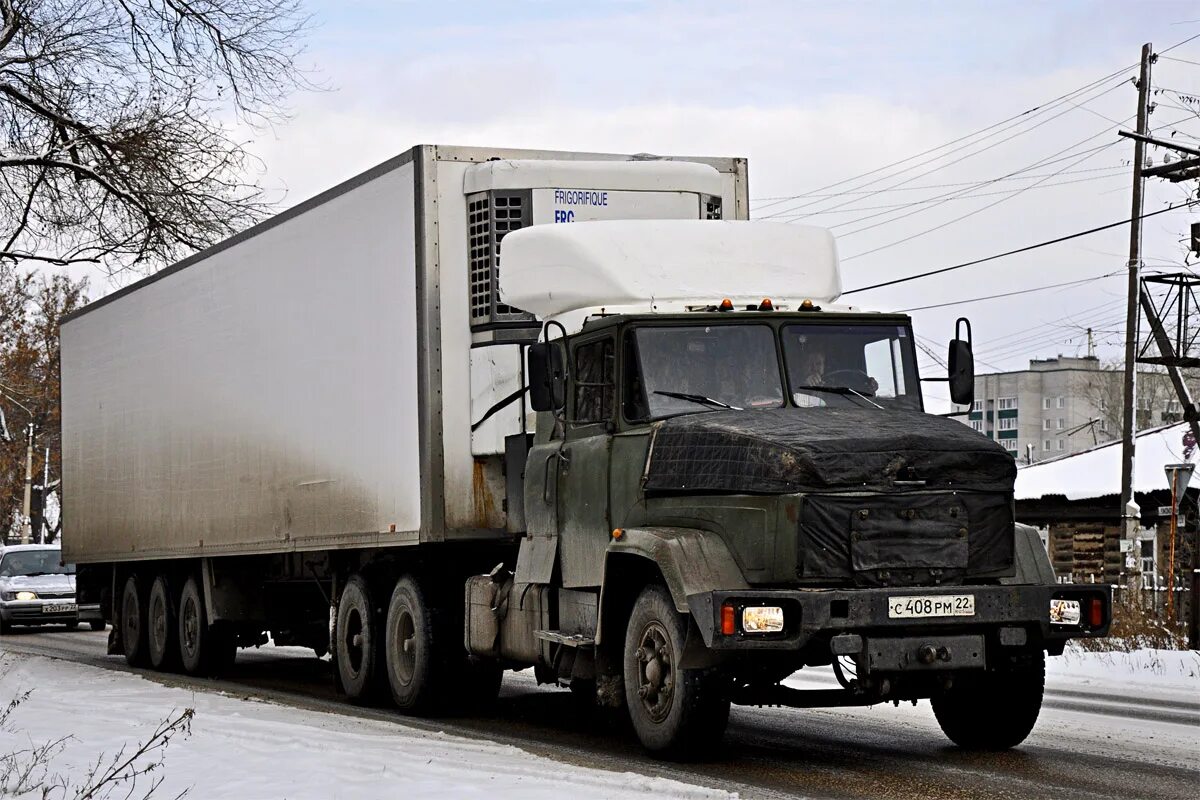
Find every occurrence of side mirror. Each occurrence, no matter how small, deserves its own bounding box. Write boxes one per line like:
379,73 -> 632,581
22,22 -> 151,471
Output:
527,342 -> 566,413
947,317 -> 974,406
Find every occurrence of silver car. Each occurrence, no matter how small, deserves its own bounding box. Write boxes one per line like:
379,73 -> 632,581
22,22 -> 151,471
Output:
0,544 -> 104,633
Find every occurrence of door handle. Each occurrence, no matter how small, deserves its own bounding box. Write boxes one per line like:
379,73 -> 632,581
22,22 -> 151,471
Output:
542,446 -> 570,503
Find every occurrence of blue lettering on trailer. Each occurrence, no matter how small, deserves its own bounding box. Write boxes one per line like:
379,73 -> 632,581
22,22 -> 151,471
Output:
554,210 -> 576,223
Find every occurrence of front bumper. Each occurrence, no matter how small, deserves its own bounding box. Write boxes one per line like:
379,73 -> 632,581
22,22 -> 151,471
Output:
1,598 -> 82,627
687,583 -> 1111,654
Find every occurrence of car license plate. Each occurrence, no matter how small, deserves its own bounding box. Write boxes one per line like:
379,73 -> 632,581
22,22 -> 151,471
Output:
42,603 -> 77,614
888,594 -> 974,619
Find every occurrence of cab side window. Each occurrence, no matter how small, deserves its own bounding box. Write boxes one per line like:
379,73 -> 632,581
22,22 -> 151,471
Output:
574,337 -> 615,424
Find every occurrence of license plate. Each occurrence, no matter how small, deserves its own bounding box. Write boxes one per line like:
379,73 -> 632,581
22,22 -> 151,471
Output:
888,594 -> 974,619
42,603 -> 77,614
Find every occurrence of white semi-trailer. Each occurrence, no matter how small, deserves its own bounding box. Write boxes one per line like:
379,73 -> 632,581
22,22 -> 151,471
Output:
61,144 -> 1108,758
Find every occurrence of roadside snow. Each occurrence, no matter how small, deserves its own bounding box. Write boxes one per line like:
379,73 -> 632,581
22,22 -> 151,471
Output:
0,653 -> 733,800
1047,643 -> 1200,695
779,645 -> 1199,770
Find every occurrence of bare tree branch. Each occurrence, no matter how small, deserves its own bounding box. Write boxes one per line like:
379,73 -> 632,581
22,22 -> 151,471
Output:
0,0 -> 313,275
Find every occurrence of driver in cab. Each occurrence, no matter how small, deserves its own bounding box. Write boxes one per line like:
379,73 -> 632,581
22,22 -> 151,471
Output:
793,347 -> 879,408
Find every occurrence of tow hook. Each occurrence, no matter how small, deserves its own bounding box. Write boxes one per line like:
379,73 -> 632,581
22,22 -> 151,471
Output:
917,643 -> 952,664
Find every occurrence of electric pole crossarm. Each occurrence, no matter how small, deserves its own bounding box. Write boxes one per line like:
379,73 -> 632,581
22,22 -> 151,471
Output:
1139,291 -> 1200,445
1143,157 -> 1200,182
1118,130 -> 1200,157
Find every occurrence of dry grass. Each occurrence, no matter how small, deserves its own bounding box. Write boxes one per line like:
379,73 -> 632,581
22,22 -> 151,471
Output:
1073,589 -> 1190,652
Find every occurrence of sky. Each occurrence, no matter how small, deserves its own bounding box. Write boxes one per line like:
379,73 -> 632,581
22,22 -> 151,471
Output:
106,1 -> 1200,405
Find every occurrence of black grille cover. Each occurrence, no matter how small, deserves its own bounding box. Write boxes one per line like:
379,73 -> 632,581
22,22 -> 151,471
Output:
643,407 -> 1017,585
643,407 -> 1015,494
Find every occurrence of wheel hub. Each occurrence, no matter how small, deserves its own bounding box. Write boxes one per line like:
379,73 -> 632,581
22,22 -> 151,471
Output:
181,598 -> 199,656
635,622 -> 675,722
344,609 -> 364,675
393,609 -> 416,685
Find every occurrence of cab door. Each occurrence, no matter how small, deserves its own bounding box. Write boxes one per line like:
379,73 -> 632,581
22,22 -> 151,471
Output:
556,333 -> 615,588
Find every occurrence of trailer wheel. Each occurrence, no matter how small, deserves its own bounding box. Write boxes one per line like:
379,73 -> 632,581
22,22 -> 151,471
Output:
177,575 -> 235,676
383,576 -> 439,712
383,575 -> 500,714
120,574 -> 148,667
147,575 -> 178,671
932,650 -> 1045,750
335,574 -> 381,702
623,584 -> 729,759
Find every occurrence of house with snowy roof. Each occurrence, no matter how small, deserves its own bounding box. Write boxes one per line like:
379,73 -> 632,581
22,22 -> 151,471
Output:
1015,422 -> 1197,591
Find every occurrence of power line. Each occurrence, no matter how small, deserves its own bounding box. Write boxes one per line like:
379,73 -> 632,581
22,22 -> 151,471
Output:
839,139 -> 1124,256
1159,55 -> 1200,68
761,77 -> 1134,221
764,78 -> 1134,221
756,30 -> 1200,217
896,270 -> 1123,312
841,199 -> 1200,296
838,110 -> 1200,258
751,164 -> 1129,203
762,169 -> 1128,219
751,64 -> 1139,213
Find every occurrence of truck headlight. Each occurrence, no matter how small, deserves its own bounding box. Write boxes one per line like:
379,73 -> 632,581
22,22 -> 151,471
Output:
742,605 -> 785,633
1049,598 -> 1080,625
4,591 -> 38,601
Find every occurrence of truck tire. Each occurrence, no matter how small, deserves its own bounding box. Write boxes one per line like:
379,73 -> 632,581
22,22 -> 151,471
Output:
932,650 -> 1046,750
147,575 -> 178,671
120,574 -> 149,667
336,574 -> 382,703
178,575 -> 235,676
623,584 -> 730,759
383,575 -> 501,714
382,575 -> 441,712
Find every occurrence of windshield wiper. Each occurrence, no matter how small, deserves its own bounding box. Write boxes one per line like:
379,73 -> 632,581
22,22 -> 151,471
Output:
22,572 -> 49,577
653,390 -> 742,411
793,385 -> 884,410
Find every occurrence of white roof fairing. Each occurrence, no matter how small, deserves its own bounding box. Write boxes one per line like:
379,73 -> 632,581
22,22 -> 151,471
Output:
498,220 -> 841,322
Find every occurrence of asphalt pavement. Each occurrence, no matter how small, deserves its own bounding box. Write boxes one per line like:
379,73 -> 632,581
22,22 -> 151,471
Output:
1,628 -> 1196,800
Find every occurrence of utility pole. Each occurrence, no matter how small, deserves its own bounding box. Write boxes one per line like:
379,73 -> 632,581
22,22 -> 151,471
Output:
21,422 -> 34,544
1120,42 -> 1154,582
40,446 -> 48,544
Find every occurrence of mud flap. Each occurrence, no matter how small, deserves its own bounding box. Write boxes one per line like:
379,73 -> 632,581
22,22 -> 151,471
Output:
679,617 -> 724,669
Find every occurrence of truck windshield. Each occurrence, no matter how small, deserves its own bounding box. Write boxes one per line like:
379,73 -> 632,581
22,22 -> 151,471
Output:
0,551 -> 74,577
782,323 -> 921,410
624,323 -> 782,422
625,325 -> 784,420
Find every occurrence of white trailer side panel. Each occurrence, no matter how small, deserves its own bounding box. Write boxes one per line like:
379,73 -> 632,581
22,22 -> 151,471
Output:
61,161 -> 421,562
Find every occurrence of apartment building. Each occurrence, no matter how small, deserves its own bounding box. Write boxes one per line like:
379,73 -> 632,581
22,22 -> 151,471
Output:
957,355 -> 1186,462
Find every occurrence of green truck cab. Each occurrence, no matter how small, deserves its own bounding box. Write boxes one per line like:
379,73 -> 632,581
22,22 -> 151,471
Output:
464,220 -> 1111,757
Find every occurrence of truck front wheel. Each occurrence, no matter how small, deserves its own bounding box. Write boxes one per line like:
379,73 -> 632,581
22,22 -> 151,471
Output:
931,649 -> 1045,750
623,584 -> 730,759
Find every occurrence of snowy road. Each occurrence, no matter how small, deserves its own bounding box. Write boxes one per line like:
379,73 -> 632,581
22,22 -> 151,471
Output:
1,629 -> 1197,800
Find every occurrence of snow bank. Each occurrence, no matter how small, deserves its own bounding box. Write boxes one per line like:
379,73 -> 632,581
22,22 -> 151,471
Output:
0,653 -> 733,800
1047,643 -> 1200,694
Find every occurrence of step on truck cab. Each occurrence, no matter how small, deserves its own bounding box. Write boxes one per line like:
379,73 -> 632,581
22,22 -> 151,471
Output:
59,144 -> 1108,760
